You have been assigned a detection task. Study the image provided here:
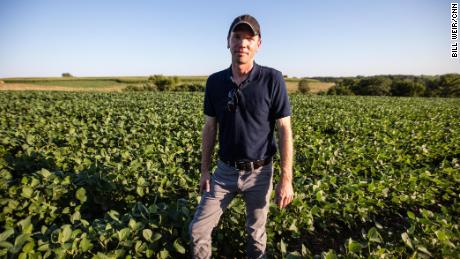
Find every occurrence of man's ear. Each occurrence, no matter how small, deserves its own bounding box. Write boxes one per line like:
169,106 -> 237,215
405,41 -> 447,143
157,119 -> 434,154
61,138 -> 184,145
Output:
256,38 -> 261,52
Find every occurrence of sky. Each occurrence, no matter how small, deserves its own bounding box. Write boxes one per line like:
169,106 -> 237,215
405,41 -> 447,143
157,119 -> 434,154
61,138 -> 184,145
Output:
0,0 -> 458,78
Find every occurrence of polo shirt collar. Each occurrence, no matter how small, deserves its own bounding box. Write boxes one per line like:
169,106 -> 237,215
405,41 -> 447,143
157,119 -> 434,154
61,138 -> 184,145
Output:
227,62 -> 261,84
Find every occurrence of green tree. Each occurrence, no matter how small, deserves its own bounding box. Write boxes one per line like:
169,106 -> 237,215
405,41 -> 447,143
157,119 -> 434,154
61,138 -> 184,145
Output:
439,74 -> 460,97
390,79 -> 425,96
352,77 -> 392,96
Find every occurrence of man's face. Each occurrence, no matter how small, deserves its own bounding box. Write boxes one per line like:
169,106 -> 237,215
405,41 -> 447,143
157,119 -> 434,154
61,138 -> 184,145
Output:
228,25 -> 261,65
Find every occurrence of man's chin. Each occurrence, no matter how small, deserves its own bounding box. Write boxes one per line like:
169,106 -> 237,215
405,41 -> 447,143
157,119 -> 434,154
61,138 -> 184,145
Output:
233,57 -> 251,65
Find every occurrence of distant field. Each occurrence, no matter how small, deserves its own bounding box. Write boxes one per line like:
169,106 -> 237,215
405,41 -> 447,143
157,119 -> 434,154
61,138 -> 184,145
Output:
19,80 -> 123,88
0,76 -> 334,93
286,80 -> 335,93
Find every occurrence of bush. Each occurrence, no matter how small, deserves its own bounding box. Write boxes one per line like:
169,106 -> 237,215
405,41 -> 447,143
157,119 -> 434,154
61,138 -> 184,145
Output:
327,85 -> 354,95
148,75 -> 179,91
298,79 -> 311,94
62,73 -> 73,77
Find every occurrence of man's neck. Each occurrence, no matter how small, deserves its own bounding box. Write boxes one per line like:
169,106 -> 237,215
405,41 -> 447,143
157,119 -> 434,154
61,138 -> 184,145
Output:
231,62 -> 254,85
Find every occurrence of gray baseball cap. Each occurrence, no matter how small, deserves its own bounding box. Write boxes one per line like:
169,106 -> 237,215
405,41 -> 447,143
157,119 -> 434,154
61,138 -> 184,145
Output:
227,14 -> 261,38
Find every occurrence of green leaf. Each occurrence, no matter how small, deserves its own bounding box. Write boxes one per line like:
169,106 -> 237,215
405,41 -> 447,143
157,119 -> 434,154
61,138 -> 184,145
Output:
151,233 -> 162,243
159,249 -> 169,259
347,238 -> 362,254
142,229 -> 152,242
13,233 -> 30,253
79,238 -> 93,252
301,244 -> 308,256
37,243 -> 49,251
128,219 -> 138,230
26,135 -> 34,145
435,230 -> 456,248
76,187 -> 87,203
401,232 -> 413,250
22,241 -> 34,253
21,186 -> 33,198
137,176 -> 146,186
94,252 -> 113,259
18,217 -> 33,234
416,245 -> 432,256
0,241 -> 13,249
107,210 -> 120,223
117,228 -> 130,241
288,219 -> 298,233
59,225 -> 72,243
173,239 -> 185,254
0,229 -> 14,242
407,211 -> 416,220
322,249 -> 337,259
280,239 -> 287,254
71,211 -> 81,224
316,190 -> 326,202
367,227 -> 382,243
136,186 -> 144,197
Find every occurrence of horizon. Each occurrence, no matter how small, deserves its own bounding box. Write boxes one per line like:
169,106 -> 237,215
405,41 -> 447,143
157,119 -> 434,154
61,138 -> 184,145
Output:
2,72 -> 460,80
0,0 -> 458,78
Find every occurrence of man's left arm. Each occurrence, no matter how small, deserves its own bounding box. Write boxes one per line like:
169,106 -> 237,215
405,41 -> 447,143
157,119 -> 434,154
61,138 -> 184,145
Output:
275,116 -> 294,209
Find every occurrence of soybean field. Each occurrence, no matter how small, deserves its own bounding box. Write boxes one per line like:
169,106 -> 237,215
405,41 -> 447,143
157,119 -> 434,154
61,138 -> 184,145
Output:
0,92 -> 458,258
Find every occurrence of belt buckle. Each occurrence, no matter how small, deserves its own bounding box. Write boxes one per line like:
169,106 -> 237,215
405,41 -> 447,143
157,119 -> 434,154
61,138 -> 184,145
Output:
235,161 -> 244,170
236,161 -> 253,171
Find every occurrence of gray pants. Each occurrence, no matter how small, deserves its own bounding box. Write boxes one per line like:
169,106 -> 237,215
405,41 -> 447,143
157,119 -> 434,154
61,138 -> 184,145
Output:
189,160 -> 274,259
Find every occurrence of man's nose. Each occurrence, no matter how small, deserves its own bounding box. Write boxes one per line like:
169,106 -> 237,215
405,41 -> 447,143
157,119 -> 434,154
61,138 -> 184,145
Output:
236,38 -> 249,47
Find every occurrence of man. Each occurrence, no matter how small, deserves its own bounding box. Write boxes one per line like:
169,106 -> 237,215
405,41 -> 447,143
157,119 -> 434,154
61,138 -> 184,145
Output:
189,14 -> 294,259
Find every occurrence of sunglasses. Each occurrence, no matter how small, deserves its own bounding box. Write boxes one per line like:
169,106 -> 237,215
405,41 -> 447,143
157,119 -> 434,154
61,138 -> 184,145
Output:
227,87 -> 239,112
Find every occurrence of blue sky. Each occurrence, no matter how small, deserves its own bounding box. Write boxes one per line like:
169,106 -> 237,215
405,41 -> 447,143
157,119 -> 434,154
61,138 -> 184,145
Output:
0,0 -> 458,78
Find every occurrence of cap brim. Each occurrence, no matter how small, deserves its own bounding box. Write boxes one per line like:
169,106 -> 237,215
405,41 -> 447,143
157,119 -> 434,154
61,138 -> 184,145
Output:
231,21 -> 258,36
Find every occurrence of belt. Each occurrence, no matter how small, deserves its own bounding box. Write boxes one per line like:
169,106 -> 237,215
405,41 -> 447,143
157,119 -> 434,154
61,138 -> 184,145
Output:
223,157 -> 272,171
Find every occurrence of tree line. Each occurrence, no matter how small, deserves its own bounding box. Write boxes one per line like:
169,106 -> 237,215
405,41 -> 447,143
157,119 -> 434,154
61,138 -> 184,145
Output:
319,74 -> 460,97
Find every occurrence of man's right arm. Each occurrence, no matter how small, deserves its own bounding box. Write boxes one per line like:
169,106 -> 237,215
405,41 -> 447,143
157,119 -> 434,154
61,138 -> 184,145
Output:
200,115 -> 217,193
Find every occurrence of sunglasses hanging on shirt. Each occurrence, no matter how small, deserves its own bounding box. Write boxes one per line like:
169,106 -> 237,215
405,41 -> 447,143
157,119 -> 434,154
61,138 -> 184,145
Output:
227,87 -> 240,112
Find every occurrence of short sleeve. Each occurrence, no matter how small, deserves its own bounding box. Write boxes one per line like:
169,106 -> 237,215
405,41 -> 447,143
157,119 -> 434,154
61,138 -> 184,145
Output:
204,78 -> 216,117
270,71 -> 291,119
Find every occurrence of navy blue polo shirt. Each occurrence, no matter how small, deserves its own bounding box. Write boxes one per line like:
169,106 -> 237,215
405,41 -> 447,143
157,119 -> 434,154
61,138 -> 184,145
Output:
204,62 -> 291,161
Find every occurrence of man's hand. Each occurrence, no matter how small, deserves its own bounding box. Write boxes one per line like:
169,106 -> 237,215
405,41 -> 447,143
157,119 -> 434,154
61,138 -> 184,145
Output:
200,116 -> 216,194
275,178 -> 294,208
275,116 -> 294,209
199,171 -> 211,193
